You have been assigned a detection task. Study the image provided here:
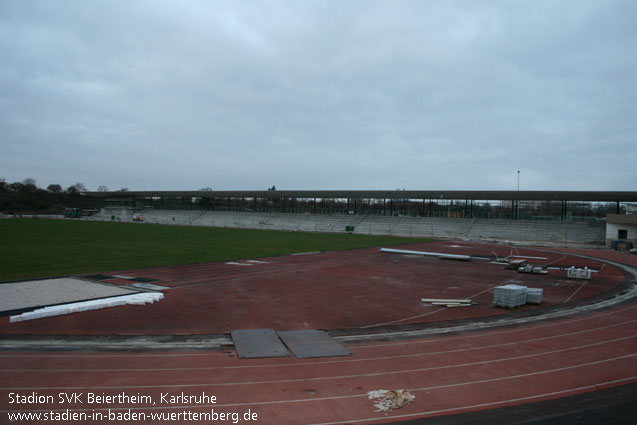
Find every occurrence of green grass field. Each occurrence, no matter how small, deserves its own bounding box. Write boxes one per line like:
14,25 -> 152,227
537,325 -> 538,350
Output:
0,218 -> 431,280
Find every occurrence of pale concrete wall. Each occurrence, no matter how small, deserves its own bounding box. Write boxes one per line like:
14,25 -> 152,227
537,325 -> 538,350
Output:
606,214 -> 637,246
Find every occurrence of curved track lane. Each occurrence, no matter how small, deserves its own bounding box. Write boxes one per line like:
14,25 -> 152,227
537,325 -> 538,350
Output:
2,303 -> 636,424
1,245 -> 636,424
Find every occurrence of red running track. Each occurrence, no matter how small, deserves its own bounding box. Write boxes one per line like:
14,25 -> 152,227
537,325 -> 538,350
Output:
1,242 -> 635,424
1,303 -> 635,424
0,241 -> 627,335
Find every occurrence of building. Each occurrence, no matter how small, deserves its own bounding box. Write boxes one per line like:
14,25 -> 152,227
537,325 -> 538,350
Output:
606,214 -> 637,248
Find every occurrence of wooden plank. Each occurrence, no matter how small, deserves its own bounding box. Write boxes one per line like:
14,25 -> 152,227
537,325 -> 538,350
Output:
421,298 -> 472,303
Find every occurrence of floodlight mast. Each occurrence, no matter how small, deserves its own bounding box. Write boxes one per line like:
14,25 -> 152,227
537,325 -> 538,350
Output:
517,171 -> 520,219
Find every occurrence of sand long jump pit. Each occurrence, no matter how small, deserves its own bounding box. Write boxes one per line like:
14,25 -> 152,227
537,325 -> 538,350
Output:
0,277 -> 164,323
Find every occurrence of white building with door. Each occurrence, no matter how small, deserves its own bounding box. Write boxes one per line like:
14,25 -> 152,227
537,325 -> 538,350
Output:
606,214 -> 637,246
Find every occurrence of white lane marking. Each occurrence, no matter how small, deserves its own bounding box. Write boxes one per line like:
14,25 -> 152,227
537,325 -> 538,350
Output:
2,334 -> 634,390
3,304 -> 634,359
355,303 -> 637,350
361,274 -> 525,328
2,357 -> 635,414
306,376 -> 637,425
2,319 -> 635,373
563,280 -> 589,303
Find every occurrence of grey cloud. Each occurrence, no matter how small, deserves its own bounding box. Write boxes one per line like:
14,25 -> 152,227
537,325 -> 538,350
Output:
1,0 -> 635,191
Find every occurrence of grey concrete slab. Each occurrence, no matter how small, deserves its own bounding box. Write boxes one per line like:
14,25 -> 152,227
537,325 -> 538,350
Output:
231,329 -> 290,359
84,274 -> 113,280
131,277 -> 158,283
131,283 -> 170,291
0,278 -> 140,313
278,329 -> 352,359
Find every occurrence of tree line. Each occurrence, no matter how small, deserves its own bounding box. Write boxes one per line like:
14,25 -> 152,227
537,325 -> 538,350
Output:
0,178 -> 103,213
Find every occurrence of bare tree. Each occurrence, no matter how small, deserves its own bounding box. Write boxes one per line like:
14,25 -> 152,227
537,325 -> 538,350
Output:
19,178 -> 37,192
97,185 -> 109,192
66,183 -> 87,194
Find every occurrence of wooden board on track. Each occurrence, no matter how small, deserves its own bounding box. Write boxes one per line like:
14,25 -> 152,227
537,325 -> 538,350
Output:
231,328 -> 290,359
278,329 -> 352,359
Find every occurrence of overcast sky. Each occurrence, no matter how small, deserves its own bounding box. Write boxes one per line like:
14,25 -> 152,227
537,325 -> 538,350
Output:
1,0 -> 635,191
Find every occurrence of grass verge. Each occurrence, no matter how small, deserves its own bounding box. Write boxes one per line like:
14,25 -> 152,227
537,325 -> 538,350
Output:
0,218 -> 432,280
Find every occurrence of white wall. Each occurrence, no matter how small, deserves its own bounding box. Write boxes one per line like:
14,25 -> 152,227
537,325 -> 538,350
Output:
606,222 -> 637,244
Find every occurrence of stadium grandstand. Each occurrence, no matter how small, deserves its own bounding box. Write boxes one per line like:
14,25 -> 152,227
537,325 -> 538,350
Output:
85,190 -> 637,247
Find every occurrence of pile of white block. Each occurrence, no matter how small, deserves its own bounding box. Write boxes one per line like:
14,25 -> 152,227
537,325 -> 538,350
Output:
525,287 -> 544,305
493,284 -> 527,308
493,284 -> 543,308
517,264 -> 548,275
567,267 -> 592,280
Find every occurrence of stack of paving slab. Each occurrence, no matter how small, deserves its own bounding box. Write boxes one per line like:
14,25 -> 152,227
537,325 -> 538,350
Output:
525,287 -> 543,305
493,284 -> 528,308
493,284 -> 544,308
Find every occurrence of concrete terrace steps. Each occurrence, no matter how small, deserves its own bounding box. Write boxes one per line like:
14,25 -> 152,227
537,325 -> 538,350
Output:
90,209 -> 605,246
465,218 -> 605,244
